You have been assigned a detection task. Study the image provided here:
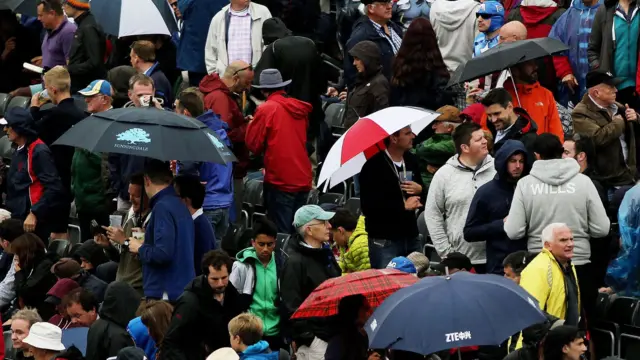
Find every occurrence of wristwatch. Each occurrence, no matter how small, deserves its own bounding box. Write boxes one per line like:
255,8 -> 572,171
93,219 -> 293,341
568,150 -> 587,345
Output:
123,239 -> 130,247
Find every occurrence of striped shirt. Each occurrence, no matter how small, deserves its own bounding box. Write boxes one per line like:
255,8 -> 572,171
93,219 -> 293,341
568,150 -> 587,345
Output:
370,20 -> 402,54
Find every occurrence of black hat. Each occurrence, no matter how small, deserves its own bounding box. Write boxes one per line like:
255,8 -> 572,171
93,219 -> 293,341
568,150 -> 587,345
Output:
441,252 -> 473,271
586,70 -> 623,89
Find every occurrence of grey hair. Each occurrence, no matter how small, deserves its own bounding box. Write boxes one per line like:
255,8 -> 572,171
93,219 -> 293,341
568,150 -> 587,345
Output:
541,223 -> 569,247
12,308 -> 43,327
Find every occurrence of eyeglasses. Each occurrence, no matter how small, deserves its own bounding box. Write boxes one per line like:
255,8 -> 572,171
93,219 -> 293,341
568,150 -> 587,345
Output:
477,13 -> 492,19
233,65 -> 253,76
169,1 -> 178,7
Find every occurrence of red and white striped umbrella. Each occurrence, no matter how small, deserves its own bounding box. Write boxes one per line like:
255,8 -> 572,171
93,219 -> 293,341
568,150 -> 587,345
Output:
318,106 -> 439,191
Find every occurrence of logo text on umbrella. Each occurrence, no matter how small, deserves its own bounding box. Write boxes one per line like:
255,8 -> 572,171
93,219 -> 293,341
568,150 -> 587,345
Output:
445,331 -> 472,343
115,128 -> 151,151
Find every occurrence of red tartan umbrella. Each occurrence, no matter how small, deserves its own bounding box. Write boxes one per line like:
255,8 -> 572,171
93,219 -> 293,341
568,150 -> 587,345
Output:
291,269 -> 418,319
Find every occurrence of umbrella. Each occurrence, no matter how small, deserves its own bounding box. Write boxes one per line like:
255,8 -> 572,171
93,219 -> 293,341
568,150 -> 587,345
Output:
447,38 -> 569,87
365,272 -> 546,356
0,0 -> 37,16
62,327 -> 89,355
53,107 -> 237,163
318,106 -> 439,191
90,0 -> 178,37
291,269 -> 418,319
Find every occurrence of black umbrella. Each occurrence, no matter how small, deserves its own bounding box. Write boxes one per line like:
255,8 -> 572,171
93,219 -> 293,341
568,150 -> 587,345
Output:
53,107 -> 237,164
447,38 -> 569,87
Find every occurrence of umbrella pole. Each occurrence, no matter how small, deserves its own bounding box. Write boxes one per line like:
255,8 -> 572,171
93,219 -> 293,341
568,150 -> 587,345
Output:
457,348 -> 462,360
508,68 -> 522,107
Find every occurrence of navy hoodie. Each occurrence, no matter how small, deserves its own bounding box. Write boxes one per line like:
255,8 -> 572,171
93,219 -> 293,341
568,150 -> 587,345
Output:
463,140 -> 530,274
139,186 -> 195,300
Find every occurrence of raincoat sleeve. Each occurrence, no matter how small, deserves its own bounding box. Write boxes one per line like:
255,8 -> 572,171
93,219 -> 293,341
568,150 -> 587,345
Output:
504,182 -> 528,240
548,14 -> 573,79
572,109 -> 625,146
245,106 -> 271,155
464,187 -> 505,242
519,263 -> 551,311
29,145 -> 64,220
587,6 -> 606,70
586,179 -> 610,238
424,172 -> 452,256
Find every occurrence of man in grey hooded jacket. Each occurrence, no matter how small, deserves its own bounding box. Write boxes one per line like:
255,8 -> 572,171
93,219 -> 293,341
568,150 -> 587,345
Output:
504,133 -> 610,264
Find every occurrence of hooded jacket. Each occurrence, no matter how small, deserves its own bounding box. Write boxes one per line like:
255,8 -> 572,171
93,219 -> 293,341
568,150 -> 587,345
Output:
549,0 -> 602,105
504,158 -> 611,265
246,91 -> 313,192
239,340 -> 279,360
179,111 -> 234,210
72,148 -> 109,214
344,16 -> 404,89
486,107 -> 539,156
503,80 -> 564,141
425,155 -> 497,264
572,95 -> 636,187
199,73 -> 250,179
73,270 -> 108,304
127,317 -> 157,360
14,252 -> 58,321
280,236 -> 341,343
86,282 -> 140,360
230,247 -> 281,337
67,11 -> 106,93
508,0 -> 566,39
159,276 -> 247,360
74,240 -> 109,270
344,40 -> 390,129
429,0 -> 480,72
338,216 -> 370,273
415,133 -> 456,191
464,140 -> 529,274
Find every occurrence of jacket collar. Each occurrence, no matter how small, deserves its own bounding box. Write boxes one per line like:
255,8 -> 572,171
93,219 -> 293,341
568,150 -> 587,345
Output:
580,93 -> 621,118
149,185 -> 176,208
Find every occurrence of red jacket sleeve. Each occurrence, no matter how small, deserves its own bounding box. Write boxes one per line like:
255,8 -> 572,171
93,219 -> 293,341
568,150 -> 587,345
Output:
245,106 -> 270,155
553,55 -> 573,79
547,96 -> 564,142
204,92 -> 233,124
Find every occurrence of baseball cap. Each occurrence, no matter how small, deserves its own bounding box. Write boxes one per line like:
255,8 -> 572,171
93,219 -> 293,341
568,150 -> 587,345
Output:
78,80 -> 114,97
477,1 -> 504,16
293,205 -> 335,228
387,257 -> 417,274
586,70 -> 623,89
434,105 -> 463,123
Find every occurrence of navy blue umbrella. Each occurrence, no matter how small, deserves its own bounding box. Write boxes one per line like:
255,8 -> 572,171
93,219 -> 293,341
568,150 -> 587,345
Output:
53,107 -> 237,164
91,0 -> 178,37
365,272 -> 546,356
62,327 -> 89,355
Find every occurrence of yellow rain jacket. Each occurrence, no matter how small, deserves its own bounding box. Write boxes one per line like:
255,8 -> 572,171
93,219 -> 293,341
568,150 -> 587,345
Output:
339,216 -> 371,273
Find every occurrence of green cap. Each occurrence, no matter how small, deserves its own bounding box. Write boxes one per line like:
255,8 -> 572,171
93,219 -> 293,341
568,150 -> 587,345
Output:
293,205 -> 335,228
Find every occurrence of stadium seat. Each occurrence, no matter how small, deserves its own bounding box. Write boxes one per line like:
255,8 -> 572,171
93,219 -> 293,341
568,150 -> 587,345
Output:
324,102 -> 345,128
3,330 -> 12,360
606,296 -> 640,326
5,96 -> 30,111
344,197 -> 361,216
307,188 -> 319,205
68,243 -> 82,257
48,239 -> 70,258
0,93 -> 10,117
318,192 -> 345,206
243,179 -> 264,207
68,224 -> 82,245
252,212 -> 267,229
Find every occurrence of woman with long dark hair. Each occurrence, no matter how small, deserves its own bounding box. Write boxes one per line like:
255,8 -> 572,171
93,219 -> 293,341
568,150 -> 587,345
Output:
12,233 -> 58,320
390,18 -> 453,111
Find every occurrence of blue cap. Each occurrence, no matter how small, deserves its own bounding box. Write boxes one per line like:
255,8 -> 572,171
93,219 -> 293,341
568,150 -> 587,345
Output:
293,205 -> 335,228
78,80 -> 113,97
477,1 -> 504,16
387,257 -> 417,274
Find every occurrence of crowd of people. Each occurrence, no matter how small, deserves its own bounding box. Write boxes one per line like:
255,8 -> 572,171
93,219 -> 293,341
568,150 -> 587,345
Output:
0,0 -> 639,359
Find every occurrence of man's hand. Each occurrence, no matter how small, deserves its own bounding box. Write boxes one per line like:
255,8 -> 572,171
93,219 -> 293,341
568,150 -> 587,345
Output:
24,212 -> 37,233
466,87 -> 484,104
30,92 -> 47,108
103,225 -> 127,245
128,238 -> 143,253
31,56 -> 42,67
152,98 -> 163,109
1,37 -> 16,61
94,233 -> 111,248
368,352 -> 382,360
561,74 -> 578,94
326,87 -> 338,97
338,91 -> 347,101
404,196 -> 422,210
625,104 -> 637,122
599,287 -> 614,294
13,257 -> 20,272
401,181 -> 422,195
245,115 -> 253,123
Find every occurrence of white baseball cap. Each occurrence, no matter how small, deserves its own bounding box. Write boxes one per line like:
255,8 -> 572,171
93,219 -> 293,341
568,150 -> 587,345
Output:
22,322 -> 66,351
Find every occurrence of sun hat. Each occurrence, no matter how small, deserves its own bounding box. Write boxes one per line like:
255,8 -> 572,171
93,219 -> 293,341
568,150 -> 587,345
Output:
206,347 -> 239,360
22,322 -> 66,351
78,80 -> 114,97
293,205 -> 335,228
252,69 -> 292,89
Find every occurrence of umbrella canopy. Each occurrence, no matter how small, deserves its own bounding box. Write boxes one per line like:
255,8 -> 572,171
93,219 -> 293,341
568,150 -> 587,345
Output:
61,327 -> 89,355
53,107 -> 237,163
447,38 -> 568,87
318,106 -> 439,191
90,0 -> 178,37
0,0 -> 37,16
365,272 -> 546,355
291,269 -> 418,319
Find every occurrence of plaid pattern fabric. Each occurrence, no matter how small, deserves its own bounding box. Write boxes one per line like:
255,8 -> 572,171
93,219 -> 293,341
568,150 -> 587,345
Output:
370,20 -> 402,54
227,8 -> 253,65
291,269 -> 418,319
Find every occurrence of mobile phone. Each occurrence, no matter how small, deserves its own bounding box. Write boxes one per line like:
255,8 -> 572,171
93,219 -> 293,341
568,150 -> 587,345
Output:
139,95 -> 153,107
91,220 -> 106,236
400,171 -> 413,182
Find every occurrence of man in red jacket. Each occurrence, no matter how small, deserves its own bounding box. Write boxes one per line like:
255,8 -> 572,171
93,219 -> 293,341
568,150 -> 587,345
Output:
199,60 -> 254,222
246,69 -> 313,234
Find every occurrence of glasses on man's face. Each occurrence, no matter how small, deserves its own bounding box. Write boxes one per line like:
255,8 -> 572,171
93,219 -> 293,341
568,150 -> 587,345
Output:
233,65 -> 253,76
477,13 -> 492,19
169,1 -> 178,8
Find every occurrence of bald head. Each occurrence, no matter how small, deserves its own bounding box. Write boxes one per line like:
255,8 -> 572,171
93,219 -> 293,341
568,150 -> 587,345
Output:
499,21 -> 527,44
221,60 -> 254,92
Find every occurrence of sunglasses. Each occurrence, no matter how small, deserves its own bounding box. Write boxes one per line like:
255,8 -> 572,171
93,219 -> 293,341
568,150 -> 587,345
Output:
233,65 -> 253,76
477,13 -> 493,19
